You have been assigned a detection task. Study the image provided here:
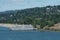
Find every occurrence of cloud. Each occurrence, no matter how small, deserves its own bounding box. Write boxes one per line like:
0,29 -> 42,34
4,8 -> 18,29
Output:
11,0 -> 25,3
12,0 -> 20,2
8,0 -> 25,5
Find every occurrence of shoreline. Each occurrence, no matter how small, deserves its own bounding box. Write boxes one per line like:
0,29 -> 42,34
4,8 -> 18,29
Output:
0,23 -> 60,32
38,29 -> 60,32
0,23 -> 36,30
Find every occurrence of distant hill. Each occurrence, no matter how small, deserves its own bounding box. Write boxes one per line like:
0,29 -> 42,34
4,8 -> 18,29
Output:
0,5 -> 60,28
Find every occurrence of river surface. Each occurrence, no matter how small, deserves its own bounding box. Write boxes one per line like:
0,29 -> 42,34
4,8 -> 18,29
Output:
0,27 -> 60,40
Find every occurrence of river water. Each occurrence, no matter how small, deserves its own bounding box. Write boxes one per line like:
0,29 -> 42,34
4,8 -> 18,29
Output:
0,31 -> 60,40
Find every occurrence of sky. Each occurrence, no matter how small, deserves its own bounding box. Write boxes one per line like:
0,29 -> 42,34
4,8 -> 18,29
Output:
0,0 -> 60,12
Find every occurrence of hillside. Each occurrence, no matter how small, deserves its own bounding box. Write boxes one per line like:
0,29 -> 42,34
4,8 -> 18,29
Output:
0,5 -> 60,29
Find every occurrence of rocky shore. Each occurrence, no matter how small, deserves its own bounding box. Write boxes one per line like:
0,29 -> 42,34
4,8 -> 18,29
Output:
0,23 -> 60,31
42,23 -> 60,31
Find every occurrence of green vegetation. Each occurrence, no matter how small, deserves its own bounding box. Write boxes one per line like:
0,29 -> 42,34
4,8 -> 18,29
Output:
0,5 -> 60,29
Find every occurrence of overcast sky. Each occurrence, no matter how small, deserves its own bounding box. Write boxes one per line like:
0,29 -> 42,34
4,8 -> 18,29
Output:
0,0 -> 60,12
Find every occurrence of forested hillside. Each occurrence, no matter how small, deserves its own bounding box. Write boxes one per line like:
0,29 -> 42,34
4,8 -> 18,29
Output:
0,5 -> 60,28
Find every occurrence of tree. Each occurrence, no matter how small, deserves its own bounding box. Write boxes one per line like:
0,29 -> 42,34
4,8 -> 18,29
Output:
24,17 -> 33,24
